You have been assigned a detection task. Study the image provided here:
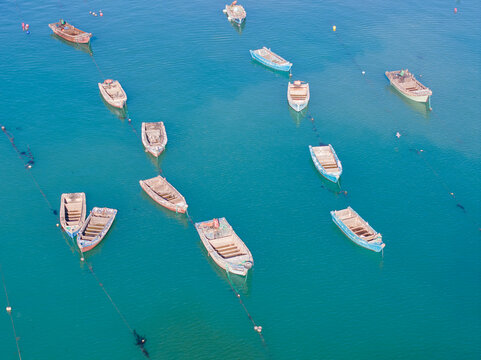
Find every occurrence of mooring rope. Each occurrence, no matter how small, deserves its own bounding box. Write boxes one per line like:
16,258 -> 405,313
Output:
0,263 -> 23,360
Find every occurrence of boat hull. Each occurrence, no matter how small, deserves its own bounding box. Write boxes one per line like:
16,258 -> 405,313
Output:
309,145 -> 342,183
331,211 -> 385,252
288,100 -> 308,112
139,180 -> 187,214
98,83 -> 126,108
250,50 -> 292,72
48,24 -> 91,44
76,208 -> 117,253
389,80 -> 430,102
195,219 -> 253,276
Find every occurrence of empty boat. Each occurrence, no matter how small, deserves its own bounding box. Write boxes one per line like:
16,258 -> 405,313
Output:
77,207 -> 117,253
385,69 -> 432,104
223,1 -> 246,25
331,207 -> 384,252
141,122 -> 167,157
288,81 -> 310,112
98,79 -> 127,108
139,175 -> 188,213
250,47 -> 292,72
195,218 -> 253,276
59,192 -> 86,238
48,20 -> 92,44
309,145 -> 342,183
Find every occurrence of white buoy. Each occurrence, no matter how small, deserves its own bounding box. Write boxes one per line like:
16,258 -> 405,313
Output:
81,257 -> 85,262
396,132 -> 401,138
362,71 -> 365,75
227,16 -> 232,21
6,306 -> 12,313
223,9 -> 227,13
56,223 -> 59,227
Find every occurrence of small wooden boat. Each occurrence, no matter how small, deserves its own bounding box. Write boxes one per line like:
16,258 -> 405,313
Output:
309,145 -> 342,183
288,81 -> 310,112
250,47 -> 292,72
195,218 -> 253,276
223,1 -> 246,25
48,20 -> 92,44
385,69 -> 432,104
77,207 -> 117,253
59,192 -> 86,238
331,207 -> 385,252
139,176 -> 188,213
98,79 -> 127,109
141,122 -> 167,157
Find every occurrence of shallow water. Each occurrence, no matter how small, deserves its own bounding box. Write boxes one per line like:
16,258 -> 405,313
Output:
0,0 -> 480,359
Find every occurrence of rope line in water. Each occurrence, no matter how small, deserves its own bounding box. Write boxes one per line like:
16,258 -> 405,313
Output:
0,263 -> 23,360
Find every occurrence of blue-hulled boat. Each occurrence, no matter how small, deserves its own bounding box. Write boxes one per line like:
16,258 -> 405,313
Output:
250,47 -> 292,72
331,207 -> 385,252
309,145 -> 342,183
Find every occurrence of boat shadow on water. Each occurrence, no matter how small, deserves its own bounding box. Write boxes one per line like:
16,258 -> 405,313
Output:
309,161 -> 347,196
144,149 -> 167,172
250,60 -> 291,79
288,105 -> 308,127
197,240 -> 252,295
50,33 -> 93,55
385,85 -> 431,119
100,94 -> 128,120
139,190 -> 189,227
230,20 -> 246,35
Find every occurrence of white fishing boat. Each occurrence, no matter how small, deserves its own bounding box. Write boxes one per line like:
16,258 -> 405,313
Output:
98,79 -> 127,108
195,218 -> 253,276
385,69 -> 432,104
223,1 -> 246,25
287,80 -> 310,112
77,207 -> 117,252
141,122 -> 167,157
59,192 -> 86,238
139,175 -> 188,213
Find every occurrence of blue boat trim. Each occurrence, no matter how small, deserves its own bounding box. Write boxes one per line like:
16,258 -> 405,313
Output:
309,145 -> 342,183
250,48 -> 292,72
330,209 -> 385,253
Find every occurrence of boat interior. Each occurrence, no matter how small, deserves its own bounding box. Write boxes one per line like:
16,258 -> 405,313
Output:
313,147 -> 339,173
148,179 -> 184,204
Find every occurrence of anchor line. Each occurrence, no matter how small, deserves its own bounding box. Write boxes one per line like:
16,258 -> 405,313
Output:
0,263 -> 23,360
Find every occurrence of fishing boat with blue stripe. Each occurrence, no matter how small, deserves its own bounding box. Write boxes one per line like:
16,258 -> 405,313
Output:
331,207 -> 385,252
250,47 -> 292,72
309,145 -> 342,183
195,218 -> 253,276
77,207 -> 117,253
223,1 -> 246,25
60,192 -> 86,238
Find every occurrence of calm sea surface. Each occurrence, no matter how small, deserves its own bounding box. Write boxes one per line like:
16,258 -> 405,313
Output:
0,0 -> 480,359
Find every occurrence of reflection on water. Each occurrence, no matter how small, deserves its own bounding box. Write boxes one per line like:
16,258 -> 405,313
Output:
309,161 -> 347,197
230,20 -> 246,35
250,59 -> 292,79
145,147 -> 167,173
385,85 -> 431,119
50,33 -> 93,56
100,93 -> 128,120
197,240 -> 252,295
288,105 -> 308,127
139,189 -> 189,228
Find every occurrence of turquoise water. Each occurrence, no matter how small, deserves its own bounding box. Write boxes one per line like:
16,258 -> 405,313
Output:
1,0 -> 480,358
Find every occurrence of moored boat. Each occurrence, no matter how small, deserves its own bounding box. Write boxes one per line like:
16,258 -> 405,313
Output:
288,80 -> 310,112
250,47 -> 292,72
48,20 -> 92,44
77,207 -> 117,252
59,192 -> 86,238
195,218 -> 253,276
139,175 -> 188,213
385,69 -> 432,104
141,122 -> 167,157
309,145 -> 342,183
331,207 -> 384,252
98,79 -> 127,108
223,1 -> 246,25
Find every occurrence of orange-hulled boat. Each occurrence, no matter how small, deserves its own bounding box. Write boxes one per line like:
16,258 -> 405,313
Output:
48,20 -> 92,44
